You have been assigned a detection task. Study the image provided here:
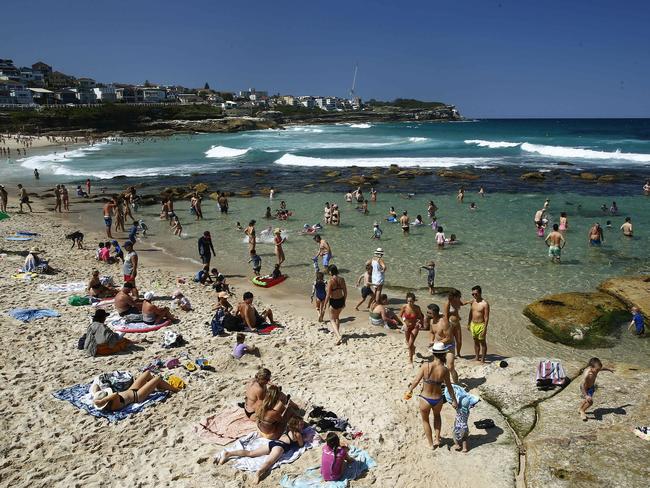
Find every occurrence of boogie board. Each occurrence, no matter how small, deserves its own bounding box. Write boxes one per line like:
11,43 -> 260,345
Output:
5,236 -> 32,241
252,275 -> 287,288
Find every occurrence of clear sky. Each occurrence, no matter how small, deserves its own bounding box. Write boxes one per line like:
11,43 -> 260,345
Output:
2,0 -> 649,117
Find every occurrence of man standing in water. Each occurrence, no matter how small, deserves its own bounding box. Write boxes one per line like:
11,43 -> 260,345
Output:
467,285 -> 490,363
102,198 -> 116,239
198,231 -> 216,268
544,224 -> 566,263
399,211 -> 410,234
313,234 -> 332,269
620,217 -> 633,237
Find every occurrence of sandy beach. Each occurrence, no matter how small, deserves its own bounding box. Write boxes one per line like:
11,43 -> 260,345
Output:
1,192 -> 648,488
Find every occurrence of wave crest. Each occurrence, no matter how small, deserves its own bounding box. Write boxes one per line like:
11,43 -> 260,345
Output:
465,139 -> 521,148
274,153 -> 491,168
520,143 -> 650,162
205,145 -> 250,158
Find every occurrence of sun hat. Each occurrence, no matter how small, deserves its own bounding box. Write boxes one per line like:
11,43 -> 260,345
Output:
426,260 -> 435,267
144,291 -> 155,301
374,248 -> 384,255
29,247 -> 39,253
373,222 -> 379,226
431,342 -> 447,352
93,387 -> 113,402
274,228 -> 281,234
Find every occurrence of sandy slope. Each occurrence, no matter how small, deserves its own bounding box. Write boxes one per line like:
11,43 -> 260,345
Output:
0,200 -> 517,488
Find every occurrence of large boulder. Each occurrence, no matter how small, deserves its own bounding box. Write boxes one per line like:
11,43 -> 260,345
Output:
598,275 -> 650,320
521,172 -> 546,181
579,172 -> 598,180
193,183 -> 209,194
525,364 -> 650,487
523,292 -> 630,347
437,170 -> 479,180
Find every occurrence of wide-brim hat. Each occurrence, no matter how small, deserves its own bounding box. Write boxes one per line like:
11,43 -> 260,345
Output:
274,228 -> 281,234
374,248 -> 384,255
143,291 -> 155,301
431,341 -> 447,352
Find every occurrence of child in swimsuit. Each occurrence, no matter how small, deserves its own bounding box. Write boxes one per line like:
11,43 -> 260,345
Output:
435,227 -> 446,247
578,357 -> 614,422
420,261 -> 436,294
311,271 -> 327,319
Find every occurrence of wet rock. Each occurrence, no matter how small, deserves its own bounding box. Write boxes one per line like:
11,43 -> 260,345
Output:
237,190 -> 253,198
597,174 -> 618,183
525,364 -> 650,488
598,275 -> 650,320
523,292 -> 630,347
324,170 -> 341,178
521,172 -> 546,181
437,170 -> 479,180
579,172 -> 598,180
193,183 -> 209,193
208,192 -> 220,201
388,164 -> 401,174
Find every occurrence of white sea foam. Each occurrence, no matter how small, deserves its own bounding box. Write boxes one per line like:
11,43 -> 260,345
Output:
520,143 -> 650,162
274,153 -> 492,168
204,145 -> 250,158
348,123 -> 372,129
18,143 -> 108,170
286,126 -> 324,133
465,139 -> 521,148
408,137 -> 430,143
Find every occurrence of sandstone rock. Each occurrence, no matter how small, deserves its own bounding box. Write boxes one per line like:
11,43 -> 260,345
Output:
521,172 -> 546,181
598,275 -> 650,320
579,172 -> 598,180
525,364 -> 650,487
437,170 -> 479,180
193,183 -> 209,193
324,170 -> 341,178
396,170 -> 415,179
208,192 -> 220,201
523,292 -> 630,347
388,164 -> 401,174
472,357 -> 583,438
597,174 -> 618,183
237,190 -> 253,198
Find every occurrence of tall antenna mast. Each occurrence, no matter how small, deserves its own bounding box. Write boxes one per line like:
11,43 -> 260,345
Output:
349,63 -> 358,99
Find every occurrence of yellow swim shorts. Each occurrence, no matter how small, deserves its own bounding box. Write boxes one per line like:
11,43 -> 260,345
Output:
470,321 -> 486,340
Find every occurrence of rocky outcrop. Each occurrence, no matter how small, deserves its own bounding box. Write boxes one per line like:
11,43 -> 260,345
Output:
520,172 -> 546,181
598,275 -> 650,320
579,172 -> 598,180
467,357 -> 583,438
523,292 -> 630,347
437,170 -> 479,180
525,363 -> 650,487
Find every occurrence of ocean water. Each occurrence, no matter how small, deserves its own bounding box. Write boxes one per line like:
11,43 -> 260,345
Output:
7,119 -> 650,186
6,119 -> 650,365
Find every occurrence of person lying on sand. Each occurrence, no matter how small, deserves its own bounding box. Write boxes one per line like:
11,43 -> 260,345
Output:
141,291 -> 175,325
87,270 -> 117,298
92,371 -> 179,411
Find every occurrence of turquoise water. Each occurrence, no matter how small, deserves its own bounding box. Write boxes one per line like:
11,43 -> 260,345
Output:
134,190 -> 650,366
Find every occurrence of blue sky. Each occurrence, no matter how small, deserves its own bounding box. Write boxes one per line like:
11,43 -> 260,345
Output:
3,0 -> 649,117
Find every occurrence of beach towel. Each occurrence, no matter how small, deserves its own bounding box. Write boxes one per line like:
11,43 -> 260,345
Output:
39,282 -> 87,293
223,427 -> 317,472
12,272 -> 38,280
444,384 -> 480,409
52,383 -> 168,422
194,407 -> 257,445
258,324 -> 280,334
536,360 -> 567,388
0,211 -> 10,221
4,236 -> 32,241
7,308 -> 60,322
16,231 -> 39,236
108,316 -> 172,333
279,446 -> 377,488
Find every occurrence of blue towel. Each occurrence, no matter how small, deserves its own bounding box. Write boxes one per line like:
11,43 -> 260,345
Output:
7,308 -> 60,322
16,231 -> 40,236
444,384 -> 480,410
52,383 -> 168,422
279,446 -> 376,488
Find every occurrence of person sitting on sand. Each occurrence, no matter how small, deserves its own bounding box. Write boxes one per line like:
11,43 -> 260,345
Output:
241,368 -> 271,419
171,290 -> 192,311
214,291 -> 233,313
195,264 -> 213,285
141,291 -> 174,325
235,291 -> 275,331
114,282 -> 141,317
23,248 -> 51,273
84,309 -> 133,356
233,332 -> 260,359
217,417 -> 304,483
404,347 -> 458,449
255,384 -> 293,440
91,371 -> 179,411
369,294 -> 401,329
87,270 -> 117,298
321,432 -> 357,482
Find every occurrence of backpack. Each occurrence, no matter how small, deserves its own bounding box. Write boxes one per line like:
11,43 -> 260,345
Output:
77,334 -> 86,350
98,371 -> 134,392
210,308 -> 226,336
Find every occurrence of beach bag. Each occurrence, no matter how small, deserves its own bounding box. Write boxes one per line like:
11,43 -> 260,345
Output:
68,295 -> 90,306
210,308 -> 226,336
162,330 -> 185,348
98,371 -> 134,392
222,313 -> 244,332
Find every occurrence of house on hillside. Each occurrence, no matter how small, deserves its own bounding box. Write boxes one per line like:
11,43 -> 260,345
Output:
93,85 -> 117,102
28,87 -> 55,105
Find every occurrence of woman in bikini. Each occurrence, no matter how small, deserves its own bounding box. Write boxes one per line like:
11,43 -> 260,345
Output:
273,229 -> 286,266
321,265 -> 347,345
91,371 -> 179,411
404,350 -> 458,449
400,292 -> 424,365
217,416 -> 304,483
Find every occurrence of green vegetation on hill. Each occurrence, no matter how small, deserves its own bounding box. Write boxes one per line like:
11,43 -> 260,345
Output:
366,98 -> 448,109
0,104 -> 224,132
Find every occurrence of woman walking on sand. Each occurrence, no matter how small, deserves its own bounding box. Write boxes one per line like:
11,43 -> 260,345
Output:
404,346 -> 458,449
400,292 -> 423,365
321,265 -> 347,345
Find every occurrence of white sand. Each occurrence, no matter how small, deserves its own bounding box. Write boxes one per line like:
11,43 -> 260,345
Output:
0,198 -> 514,487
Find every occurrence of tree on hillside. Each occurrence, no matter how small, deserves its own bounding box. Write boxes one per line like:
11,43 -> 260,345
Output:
204,82 -> 210,90
144,79 -> 152,87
